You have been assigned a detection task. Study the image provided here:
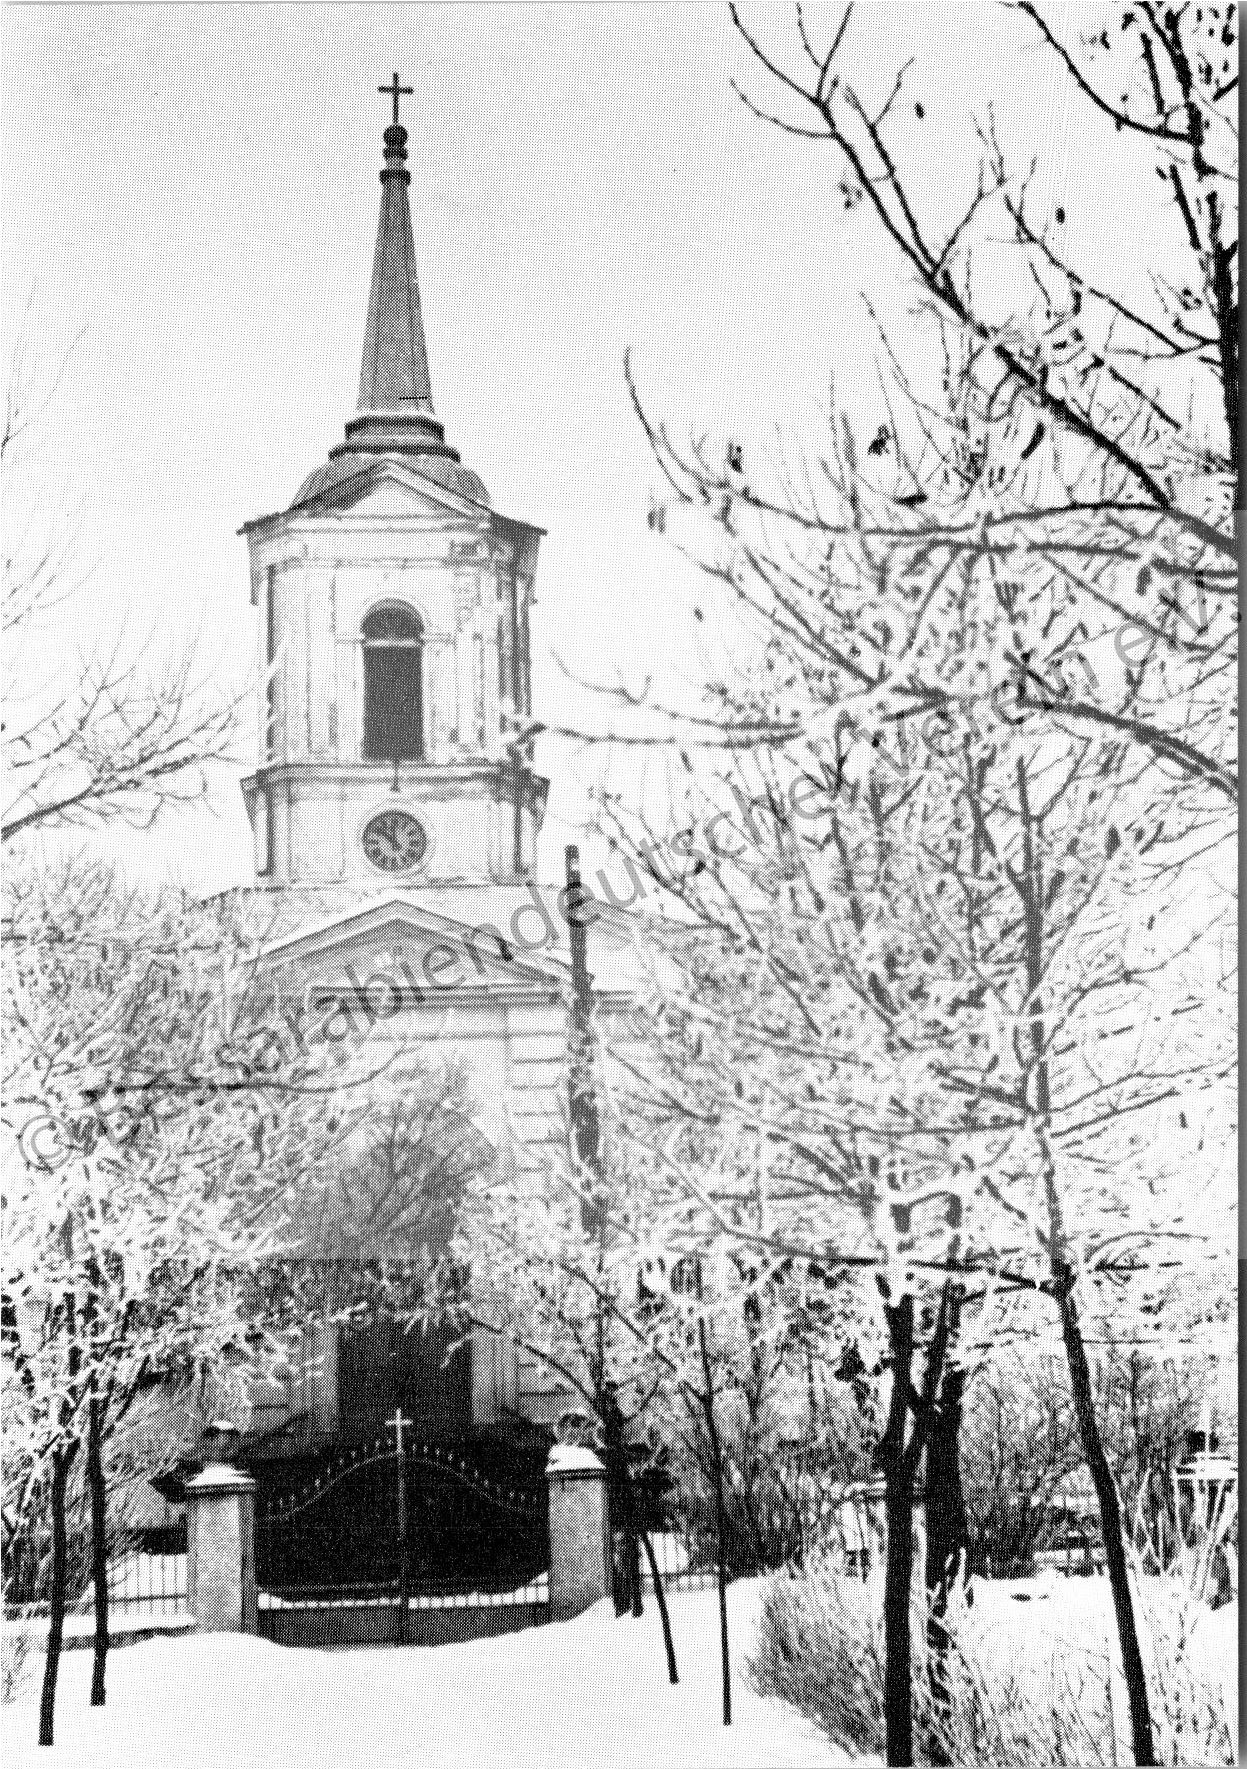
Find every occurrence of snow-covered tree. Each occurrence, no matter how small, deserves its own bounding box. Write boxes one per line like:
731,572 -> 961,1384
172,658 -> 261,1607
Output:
644,3 -> 1237,811
2,861 -> 351,1742
596,18 -> 1236,1760
588,447 -> 1231,1760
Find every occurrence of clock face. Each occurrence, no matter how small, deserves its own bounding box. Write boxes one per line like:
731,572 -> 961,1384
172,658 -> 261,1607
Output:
362,810 -> 427,873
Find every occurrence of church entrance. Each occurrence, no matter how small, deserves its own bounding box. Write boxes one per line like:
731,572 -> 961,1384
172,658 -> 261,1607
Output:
254,1416 -> 550,1648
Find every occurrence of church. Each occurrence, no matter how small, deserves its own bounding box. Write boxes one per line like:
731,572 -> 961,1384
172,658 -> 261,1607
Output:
217,85 -> 635,1489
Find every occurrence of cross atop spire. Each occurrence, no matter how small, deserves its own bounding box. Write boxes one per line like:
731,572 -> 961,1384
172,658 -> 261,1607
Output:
379,72 -> 413,128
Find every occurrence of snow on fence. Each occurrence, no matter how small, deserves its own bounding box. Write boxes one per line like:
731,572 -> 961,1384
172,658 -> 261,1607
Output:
258,1571 -> 549,1611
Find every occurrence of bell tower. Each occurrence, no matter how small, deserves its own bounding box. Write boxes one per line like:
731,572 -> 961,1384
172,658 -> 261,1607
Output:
239,84 -> 546,889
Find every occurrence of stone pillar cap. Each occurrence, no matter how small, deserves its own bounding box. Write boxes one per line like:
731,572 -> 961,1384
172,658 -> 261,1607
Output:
546,1444 -> 605,1480
185,1461 -> 256,1495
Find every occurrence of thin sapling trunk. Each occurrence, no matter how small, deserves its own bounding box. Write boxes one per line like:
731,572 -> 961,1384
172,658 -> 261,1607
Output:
1058,1272 -> 1156,1766
37,1443 -> 75,1749
1016,755 -> 1156,1767
697,1315 -> 732,1727
640,1529 -> 679,1683
87,1393 -> 109,1707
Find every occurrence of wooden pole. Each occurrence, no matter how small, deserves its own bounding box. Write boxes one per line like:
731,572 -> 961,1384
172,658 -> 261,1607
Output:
565,845 -> 602,1235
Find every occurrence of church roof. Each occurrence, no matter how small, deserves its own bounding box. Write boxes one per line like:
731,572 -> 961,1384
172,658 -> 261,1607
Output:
289,450 -> 490,515
210,883 -> 644,999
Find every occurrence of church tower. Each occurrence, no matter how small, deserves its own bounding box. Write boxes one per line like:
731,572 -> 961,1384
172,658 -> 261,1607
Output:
240,96 -> 546,890
223,86 -> 641,1458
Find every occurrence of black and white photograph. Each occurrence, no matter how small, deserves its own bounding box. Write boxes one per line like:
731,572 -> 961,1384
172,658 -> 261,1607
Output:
1,4 -> 1238,1765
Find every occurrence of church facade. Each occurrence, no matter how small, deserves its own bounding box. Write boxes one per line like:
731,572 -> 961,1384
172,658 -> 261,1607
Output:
222,102 -> 633,1472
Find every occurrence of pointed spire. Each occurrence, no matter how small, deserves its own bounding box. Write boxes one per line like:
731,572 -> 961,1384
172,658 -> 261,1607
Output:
336,102 -> 459,465
357,123 -> 435,414
296,85 -> 492,510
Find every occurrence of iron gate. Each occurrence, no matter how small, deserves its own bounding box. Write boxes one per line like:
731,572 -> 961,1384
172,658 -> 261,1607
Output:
256,1424 -> 549,1648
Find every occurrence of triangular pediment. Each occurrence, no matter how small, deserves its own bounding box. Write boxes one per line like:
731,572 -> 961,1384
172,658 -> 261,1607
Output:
258,894 -> 570,1000
312,459 -> 485,522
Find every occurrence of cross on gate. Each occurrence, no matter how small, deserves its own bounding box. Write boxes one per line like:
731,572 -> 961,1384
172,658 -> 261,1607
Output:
379,72 -> 413,127
387,1406 -> 414,1455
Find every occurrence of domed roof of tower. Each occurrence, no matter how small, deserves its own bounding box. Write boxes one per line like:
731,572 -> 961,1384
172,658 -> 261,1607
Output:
290,105 -> 489,514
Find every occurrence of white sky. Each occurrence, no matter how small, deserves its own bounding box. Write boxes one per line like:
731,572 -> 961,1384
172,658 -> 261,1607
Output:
3,2 -> 1162,894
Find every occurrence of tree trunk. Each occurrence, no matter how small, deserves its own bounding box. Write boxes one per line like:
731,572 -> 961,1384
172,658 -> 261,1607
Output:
602,1404 -> 642,1618
1014,753 -> 1156,1766
37,1445 -> 74,1748
882,1468 -> 916,1769
923,1361 -> 969,1764
628,1529 -> 644,1617
876,1296 -> 916,1768
640,1530 -> 679,1683
876,1286 -> 954,1769
698,1317 -> 732,1727
1059,1278 -> 1156,1767
87,1395 -> 109,1707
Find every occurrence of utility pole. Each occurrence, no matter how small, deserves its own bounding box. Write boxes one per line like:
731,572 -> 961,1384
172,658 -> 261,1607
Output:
564,845 -> 645,1615
565,845 -> 602,1233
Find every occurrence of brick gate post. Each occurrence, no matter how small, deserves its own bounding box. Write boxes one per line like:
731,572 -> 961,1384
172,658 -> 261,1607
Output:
185,1462 -> 257,1634
545,1445 -> 612,1621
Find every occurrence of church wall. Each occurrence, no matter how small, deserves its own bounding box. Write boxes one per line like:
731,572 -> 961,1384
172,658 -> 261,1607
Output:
293,985 -> 567,1158
236,966 -> 579,1443
306,568 -> 337,759
244,506 -> 541,886
250,516 -> 527,765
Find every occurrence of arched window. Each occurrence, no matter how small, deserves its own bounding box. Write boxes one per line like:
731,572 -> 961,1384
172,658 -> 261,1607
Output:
362,604 -> 423,761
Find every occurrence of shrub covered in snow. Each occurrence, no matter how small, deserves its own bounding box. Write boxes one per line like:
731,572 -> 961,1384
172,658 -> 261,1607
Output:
747,1552 -> 1237,1766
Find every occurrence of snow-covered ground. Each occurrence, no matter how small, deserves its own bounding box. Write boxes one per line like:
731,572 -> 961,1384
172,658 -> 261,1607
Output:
3,1581 -> 853,1769
965,1573 -> 1238,1754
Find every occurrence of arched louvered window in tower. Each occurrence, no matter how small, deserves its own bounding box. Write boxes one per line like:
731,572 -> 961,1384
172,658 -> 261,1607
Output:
362,604 -> 424,761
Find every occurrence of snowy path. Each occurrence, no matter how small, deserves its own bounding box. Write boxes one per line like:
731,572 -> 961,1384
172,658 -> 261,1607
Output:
3,1581 -> 855,1768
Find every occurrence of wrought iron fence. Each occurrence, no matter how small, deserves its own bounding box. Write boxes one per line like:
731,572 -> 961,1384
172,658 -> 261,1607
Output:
104,1526 -> 189,1620
5,1520 -> 189,1626
625,1472 -> 888,1594
637,1525 -> 720,1593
